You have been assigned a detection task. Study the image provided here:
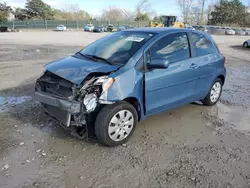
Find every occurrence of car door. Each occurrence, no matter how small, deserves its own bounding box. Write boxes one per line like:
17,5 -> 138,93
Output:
145,32 -> 199,115
189,32 -> 221,99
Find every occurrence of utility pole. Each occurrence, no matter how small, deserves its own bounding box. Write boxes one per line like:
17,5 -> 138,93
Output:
200,0 -> 206,25
248,0 -> 250,13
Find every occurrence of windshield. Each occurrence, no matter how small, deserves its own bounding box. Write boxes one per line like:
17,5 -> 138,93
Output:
80,31 -> 155,65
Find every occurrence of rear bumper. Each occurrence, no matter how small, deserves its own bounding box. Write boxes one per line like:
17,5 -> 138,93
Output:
34,92 -> 82,114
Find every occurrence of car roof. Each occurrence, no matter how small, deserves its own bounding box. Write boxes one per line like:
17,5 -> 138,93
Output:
123,27 -> 190,34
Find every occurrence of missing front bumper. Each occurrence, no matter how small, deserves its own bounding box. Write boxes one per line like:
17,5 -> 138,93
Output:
34,92 -> 82,114
34,91 -> 83,127
34,91 -> 114,128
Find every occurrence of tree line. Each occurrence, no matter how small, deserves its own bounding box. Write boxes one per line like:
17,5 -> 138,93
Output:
177,0 -> 250,26
0,0 -> 91,21
0,0 -> 154,23
1,0 -> 249,27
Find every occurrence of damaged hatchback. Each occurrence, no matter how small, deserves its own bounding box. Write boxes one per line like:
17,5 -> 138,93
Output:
35,28 -> 226,146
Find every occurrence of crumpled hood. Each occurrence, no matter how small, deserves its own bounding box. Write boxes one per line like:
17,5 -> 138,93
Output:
45,56 -> 119,85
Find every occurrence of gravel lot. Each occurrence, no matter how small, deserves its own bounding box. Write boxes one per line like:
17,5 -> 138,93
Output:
0,31 -> 250,188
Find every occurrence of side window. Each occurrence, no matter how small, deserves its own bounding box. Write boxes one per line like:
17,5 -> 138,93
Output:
190,33 -> 216,57
150,33 -> 190,64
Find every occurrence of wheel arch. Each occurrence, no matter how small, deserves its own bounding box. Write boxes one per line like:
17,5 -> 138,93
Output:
217,75 -> 225,85
123,97 -> 142,121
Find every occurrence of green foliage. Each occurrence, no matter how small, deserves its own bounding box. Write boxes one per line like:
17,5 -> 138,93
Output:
14,8 -> 31,20
25,0 -> 54,20
0,12 -> 7,23
135,13 -> 150,21
208,0 -> 250,26
0,2 -> 12,23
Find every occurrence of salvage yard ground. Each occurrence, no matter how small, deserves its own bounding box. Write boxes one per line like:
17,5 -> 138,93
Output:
0,31 -> 250,188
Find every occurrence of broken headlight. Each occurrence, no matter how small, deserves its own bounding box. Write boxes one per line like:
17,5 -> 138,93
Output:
84,93 -> 98,113
95,77 -> 115,93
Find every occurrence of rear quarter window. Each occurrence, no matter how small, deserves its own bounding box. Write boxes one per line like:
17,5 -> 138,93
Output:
190,32 -> 217,57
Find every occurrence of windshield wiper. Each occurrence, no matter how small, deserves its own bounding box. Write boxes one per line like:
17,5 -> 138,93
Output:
83,54 -> 113,65
75,52 -> 90,58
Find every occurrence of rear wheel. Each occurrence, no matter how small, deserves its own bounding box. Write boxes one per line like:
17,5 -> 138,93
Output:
95,101 -> 138,147
202,78 -> 223,106
243,42 -> 249,48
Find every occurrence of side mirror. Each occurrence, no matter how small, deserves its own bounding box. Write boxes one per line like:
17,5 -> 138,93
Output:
147,59 -> 169,70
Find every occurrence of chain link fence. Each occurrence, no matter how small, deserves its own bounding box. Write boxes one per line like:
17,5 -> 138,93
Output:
0,20 -> 149,29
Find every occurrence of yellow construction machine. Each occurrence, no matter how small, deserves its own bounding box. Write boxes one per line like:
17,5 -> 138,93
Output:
149,21 -> 164,27
149,16 -> 185,28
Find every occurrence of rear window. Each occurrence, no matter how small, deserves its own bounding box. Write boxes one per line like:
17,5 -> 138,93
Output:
190,32 -> 217,57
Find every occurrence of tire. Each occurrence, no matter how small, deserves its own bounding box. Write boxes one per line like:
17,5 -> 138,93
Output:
243,42 -> 249,48
202,78 -> 223,106
95,101 -> 138,147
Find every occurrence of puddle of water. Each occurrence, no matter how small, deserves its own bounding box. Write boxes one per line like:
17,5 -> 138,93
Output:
0,96 -> 32,112
217,103 -> 250,132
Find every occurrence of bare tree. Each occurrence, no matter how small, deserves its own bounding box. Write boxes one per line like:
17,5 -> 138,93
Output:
134,0 -> 154,22
101,7 -> 128,21
189,0 -> 205,25
123,9 -> 136,21
54,4 -> 90,20
189,6 -> 201,25
63,4 -> 79,13
199,0 -> 210,24
177,0 -> 194,24
100,0 -> 153,21
135,0 -> 151,15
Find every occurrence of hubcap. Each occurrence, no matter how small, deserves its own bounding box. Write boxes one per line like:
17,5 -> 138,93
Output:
210,82 -> 221,103
244,43 -> 248,48
108,110 -> 134,142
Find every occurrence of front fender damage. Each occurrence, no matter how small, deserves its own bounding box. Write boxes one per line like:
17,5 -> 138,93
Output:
35,71 -> 115,139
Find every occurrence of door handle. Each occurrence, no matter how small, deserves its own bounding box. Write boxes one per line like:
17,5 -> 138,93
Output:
190,63 -> 198,69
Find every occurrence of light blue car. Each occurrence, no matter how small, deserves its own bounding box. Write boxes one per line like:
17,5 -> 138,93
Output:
84,24 -> 94,31
35,28 -> 226,146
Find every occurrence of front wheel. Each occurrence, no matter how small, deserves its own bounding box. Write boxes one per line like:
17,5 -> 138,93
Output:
202,78 -> 223,106
95,101 -> 138,147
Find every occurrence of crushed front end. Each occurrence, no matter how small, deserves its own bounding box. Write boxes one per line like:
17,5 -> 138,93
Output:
34,71 -> 113,137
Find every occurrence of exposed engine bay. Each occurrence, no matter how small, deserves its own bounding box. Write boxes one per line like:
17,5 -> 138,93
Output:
35,71 -> 114,138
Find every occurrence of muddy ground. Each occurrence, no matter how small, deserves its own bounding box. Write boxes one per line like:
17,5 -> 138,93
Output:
0,32 -> 250,188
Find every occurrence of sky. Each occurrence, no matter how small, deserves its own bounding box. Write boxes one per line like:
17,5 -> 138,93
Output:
1,0 -> 250,17
0,0 -> 182,16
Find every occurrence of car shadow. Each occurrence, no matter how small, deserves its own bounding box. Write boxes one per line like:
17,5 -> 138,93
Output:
191,101 -> 203,106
